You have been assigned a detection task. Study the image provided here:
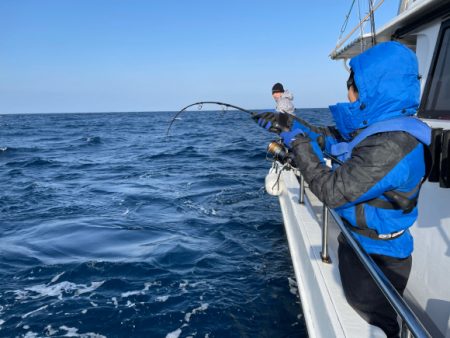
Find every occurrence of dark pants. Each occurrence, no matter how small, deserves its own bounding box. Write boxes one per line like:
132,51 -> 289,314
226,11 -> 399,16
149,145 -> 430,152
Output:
338,233 -> 412,338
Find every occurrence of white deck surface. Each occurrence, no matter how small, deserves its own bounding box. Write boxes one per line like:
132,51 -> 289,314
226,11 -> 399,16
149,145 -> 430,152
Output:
278,170 -> 385,338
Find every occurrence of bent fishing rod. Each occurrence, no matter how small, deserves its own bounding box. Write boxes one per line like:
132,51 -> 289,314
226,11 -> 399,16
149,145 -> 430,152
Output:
168,101 -> 416,213
166,101 -> 254,136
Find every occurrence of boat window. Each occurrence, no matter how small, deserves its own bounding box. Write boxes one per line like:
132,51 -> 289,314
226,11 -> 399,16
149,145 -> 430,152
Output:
419,22 -> 450,120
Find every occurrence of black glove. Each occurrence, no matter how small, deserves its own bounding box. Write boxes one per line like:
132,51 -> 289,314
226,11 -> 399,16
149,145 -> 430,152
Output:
277,112 -> 294,131
252,112 -> 284,133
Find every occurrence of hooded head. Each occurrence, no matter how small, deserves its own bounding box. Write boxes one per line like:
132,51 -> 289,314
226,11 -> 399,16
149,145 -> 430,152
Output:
329,41 -> 420,140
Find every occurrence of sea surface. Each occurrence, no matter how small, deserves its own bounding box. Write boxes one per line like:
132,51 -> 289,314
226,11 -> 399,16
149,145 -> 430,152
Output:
0,108 -> 332,338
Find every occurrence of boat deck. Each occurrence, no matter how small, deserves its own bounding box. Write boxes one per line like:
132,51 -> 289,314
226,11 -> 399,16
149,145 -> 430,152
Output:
278,170 -> 385,337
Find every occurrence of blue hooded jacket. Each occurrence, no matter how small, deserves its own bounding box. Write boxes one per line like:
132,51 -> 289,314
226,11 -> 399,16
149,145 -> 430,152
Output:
330,41 -> 420,140
289,42 -> 429,258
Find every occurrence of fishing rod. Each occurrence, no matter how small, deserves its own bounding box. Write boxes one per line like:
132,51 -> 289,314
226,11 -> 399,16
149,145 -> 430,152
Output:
166,101 -> 255,136
168,101 -> 416,213
167,99 -> 304,136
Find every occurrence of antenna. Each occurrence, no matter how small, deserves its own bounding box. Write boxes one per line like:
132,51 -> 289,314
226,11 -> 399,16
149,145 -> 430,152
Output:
368,0 -> 377,46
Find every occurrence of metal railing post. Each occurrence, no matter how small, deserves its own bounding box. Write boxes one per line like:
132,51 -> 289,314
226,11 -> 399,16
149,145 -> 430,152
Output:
321,205 -> 332,263
401,321 -> 413,338
398,0 -> 411,14
299,175 -> 305,204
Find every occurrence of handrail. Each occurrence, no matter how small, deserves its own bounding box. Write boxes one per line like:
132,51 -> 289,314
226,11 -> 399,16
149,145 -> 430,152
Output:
398,0 -> 412,14
329,209 -> 430,338
296,173 -> 431,338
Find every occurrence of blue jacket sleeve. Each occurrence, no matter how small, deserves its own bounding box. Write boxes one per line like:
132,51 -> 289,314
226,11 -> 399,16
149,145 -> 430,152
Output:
291,118 -> 341,154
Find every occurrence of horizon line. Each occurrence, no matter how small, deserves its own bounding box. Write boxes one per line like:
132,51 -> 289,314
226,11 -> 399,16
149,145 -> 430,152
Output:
0,107 -> 329,116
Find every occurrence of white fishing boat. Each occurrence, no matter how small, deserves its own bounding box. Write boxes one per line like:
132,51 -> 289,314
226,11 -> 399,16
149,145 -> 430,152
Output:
267,0 -> 450,336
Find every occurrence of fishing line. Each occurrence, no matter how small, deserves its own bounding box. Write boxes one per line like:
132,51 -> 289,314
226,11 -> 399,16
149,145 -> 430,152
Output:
166,101 -> 254,136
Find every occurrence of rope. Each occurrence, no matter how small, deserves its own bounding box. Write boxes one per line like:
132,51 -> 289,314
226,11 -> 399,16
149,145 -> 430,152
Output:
368,0 -> 377,46
338,0 -> 357,42
330,0 -> 385,58
358,0 -> 364,52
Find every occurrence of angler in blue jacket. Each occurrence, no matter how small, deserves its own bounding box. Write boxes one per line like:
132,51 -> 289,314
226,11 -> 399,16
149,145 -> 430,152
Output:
255,41 -> 431,337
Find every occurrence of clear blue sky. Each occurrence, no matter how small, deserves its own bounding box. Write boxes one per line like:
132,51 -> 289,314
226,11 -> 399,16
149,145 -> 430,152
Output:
0,0 -> 400,114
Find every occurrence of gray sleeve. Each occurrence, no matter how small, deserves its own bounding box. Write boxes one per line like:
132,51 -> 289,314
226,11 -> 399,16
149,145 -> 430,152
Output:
291,132 -> 419,208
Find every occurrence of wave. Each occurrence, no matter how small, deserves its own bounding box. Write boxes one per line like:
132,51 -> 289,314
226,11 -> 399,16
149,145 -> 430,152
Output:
146,146 -> 210,161
14,280 -> 105,301
0,111 -> 313,337
5,157 -> 60,168
0,146 -> 40,155
81,136 -> 102,145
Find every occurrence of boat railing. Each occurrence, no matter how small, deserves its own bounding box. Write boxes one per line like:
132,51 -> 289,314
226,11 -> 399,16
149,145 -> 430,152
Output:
296,172 -> 431,338
398,0 -> 418,14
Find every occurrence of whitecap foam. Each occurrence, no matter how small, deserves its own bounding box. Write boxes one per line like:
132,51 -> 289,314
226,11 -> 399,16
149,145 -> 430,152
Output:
144,281 -> 161,289
25,281 -> 76,299
184,303 -> 208,323
13,289 -> 29,300
50,272 -> 65,284
121,281 -> 160,298
156,295 -> 169,302
59,325 -> 106,338
45,325 -> 58,336
179,280 -> 189,293
182,200 -> 216,216
60,325 -> 78,336
22,305 -> 48,318
165,328 -> 182,338
20,280 -> 105,300
189,281 -> 207,288
121,290 -> 142,298
76,281 -> 104,295
288,277 -> 298,297
165,303 -> 208,338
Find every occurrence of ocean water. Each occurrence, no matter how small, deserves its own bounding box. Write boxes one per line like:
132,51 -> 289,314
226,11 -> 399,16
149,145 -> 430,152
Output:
0,108 -> 332,338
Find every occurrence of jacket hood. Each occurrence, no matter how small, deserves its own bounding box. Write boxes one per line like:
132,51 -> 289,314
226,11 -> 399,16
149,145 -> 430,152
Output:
329,41 -> 420,140
280,90 -> 293,101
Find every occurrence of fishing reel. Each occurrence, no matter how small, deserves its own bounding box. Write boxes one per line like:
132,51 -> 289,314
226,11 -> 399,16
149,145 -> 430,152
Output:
267,140 -> 295,166
265,140 -> 296,196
